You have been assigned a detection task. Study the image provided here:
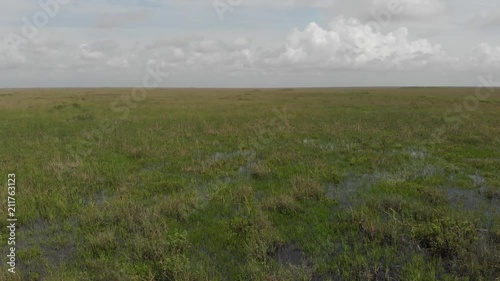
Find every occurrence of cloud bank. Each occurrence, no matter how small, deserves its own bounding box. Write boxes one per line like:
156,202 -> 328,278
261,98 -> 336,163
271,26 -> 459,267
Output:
0,0 -> 499,87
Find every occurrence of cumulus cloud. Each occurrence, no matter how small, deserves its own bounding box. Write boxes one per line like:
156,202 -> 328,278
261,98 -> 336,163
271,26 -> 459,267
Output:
79,40 -> 133,68
67,18 -> 457,74
260,17 -> 454,73
0,40 -> 26,69
141,37 -> 255,71
1,11 -> 498,86
0,36 -> 135,73
0,34 -> 256,74
0,17 -> 462,76
469,43 -> 500,69
0,37 -> 81,71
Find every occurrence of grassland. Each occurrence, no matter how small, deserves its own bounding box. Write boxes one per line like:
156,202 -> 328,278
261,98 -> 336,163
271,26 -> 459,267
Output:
0,87 -> 499,280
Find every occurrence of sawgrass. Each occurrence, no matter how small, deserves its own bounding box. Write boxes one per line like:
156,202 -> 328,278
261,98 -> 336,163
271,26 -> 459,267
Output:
0,87 -> 499,280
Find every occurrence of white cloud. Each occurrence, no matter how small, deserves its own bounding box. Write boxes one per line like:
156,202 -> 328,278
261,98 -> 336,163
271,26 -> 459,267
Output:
0,33 -> 257,74
260,17 -> 455,72
1,0 -> 499,88
80,41 -> 120,61
0,16 -> 481,79
0,40 -> 26,69
469,43 -> 500,69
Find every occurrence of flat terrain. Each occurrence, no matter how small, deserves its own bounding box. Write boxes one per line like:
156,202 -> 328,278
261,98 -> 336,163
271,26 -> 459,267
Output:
0,88 -> 499,280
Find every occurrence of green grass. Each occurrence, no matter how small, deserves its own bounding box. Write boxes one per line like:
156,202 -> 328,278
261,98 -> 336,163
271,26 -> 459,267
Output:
0,87 -> 499,280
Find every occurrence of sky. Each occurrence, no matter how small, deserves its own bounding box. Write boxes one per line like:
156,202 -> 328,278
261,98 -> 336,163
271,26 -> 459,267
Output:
0,0 -> 499,88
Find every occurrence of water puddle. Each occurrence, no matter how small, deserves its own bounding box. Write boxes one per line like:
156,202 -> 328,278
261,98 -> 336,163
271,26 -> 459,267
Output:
405,148 -> 428,159
468,174 -> 486,187
274,244 -> 305,266
446,188 -> 483,210
326,173 -> 380,207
